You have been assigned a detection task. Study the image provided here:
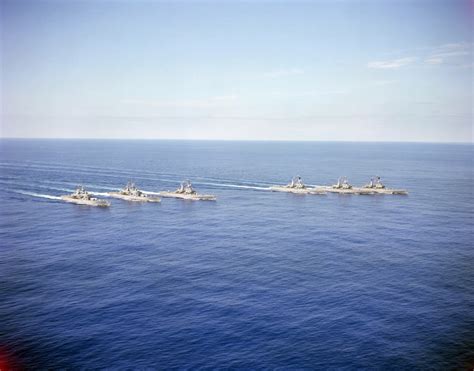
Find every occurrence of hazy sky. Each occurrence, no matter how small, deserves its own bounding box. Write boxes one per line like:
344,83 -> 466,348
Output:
1,0 -> 472,141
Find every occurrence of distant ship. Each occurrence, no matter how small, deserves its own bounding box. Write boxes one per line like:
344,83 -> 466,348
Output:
314,176 -> 408,195
332,176 -> 352,190
158,180 -> 216,201
319,176 -> 374,194
108,182 -> 161,202
362,176 -> 408,195
364,176 -> 385,189
61,186 -> 111,207
270,176 -> 326,194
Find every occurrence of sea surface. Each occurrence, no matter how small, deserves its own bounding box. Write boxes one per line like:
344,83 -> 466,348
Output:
0,139 -> 472,369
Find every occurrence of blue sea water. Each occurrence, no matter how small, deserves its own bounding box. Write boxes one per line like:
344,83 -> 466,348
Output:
0,139 -> 472,369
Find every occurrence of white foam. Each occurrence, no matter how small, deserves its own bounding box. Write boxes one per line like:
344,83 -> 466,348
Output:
198,182 -> 270,191
14,191 -> 62,200
89,192 -> 110,196
1,164 -> 272,194
143,191 -> 161,195
43,180 -> 118,191
0,180 -> 73,193
1,161 -> 274,188
142,183 -> 270,194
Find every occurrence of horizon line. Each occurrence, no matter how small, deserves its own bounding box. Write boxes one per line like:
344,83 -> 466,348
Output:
0,137 -> 472,145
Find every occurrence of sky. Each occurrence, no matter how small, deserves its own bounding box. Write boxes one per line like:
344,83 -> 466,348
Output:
0,0 -> 473,142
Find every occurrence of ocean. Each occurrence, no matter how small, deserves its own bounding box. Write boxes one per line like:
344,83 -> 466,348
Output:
0,139 -> 472,369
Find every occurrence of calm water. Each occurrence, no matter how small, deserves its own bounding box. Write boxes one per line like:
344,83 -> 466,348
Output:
0,139 -> 472,369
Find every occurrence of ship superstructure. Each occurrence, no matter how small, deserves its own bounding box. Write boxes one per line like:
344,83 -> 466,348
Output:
158,180 -> 216,201
270,176 -> 326,194
108,182 -> 161,202
313,176 -> 408,195
61,186 -> 111,207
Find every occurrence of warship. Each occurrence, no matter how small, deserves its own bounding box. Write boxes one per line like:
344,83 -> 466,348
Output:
61,186 -> 111,207
362,176 -> 408,195
364,176 -> 385,189
270,176 -> 325,194
333,176 -> 352,190
108,182 -> 161,202
312,177 -> 372,194
327,176 -> 374,194
158,180 -> 216,201
314,176 -> 408,195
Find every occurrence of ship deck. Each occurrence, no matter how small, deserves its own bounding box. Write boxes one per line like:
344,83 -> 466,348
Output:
61,196 -> 111,207
269,186 -> 326,194
158,192 -> 217,201
314,186 -> 408,195
107,192 -> 161,202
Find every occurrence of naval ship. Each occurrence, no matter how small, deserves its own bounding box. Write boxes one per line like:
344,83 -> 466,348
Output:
158,180 -> 216,201
319,176 -> 373,194
362,176 -> 408,195
314,176 -> 408,195
61,186 -> 111,207
107,182 -> 161,202
270,176 -> 325,194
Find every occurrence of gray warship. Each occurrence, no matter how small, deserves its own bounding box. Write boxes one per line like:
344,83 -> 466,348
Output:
270,176 -> 325,194
61,186 -> 111,207
158,180 -> 216,201
108,182 -> 161,202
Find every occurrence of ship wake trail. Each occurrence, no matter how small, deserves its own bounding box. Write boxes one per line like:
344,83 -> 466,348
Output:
13,190 -> 62,200
201,182 -> 271,191
142,191 -> 161,196
142,182 -> 270,195
89,192 -> 110,196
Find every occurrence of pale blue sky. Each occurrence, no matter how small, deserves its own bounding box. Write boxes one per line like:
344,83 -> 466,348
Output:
1,0 -> 472,141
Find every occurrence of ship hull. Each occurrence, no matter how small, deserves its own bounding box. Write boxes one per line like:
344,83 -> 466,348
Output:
314,187 -> 408,195
269,186 -> 326,194
60,196 -> 111,207
158,192 -> 216,201
107,192 -> 161,202
366,188 -> 408,195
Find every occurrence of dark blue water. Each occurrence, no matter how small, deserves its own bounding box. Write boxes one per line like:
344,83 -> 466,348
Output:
0,139 -> 472,369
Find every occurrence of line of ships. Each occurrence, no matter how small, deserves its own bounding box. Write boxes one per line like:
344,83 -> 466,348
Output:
60,176 -> 408,207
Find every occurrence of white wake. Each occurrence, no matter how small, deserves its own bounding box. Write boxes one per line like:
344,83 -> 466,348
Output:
142,183 -> 270,194
14,191 -> 62,200
198,182 -> 270,191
